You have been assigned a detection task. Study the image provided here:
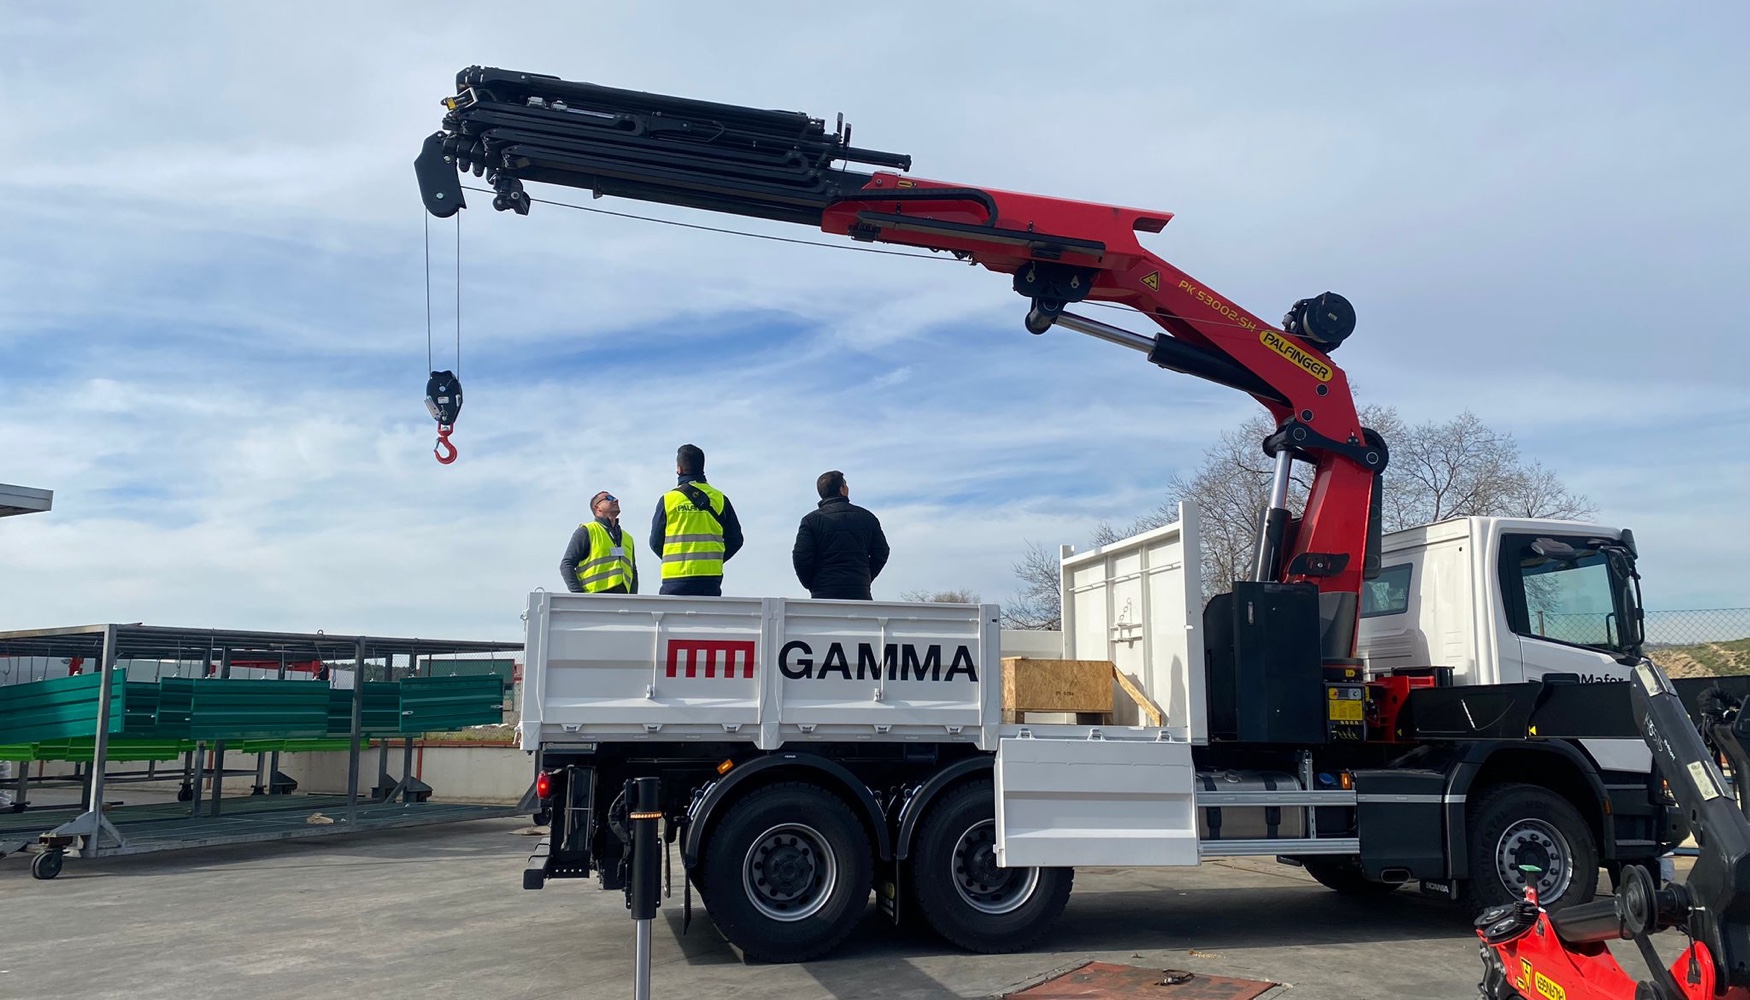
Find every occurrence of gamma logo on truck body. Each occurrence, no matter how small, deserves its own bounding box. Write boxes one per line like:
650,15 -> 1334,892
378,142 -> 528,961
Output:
778,640 -> 979,683
665,639 -> 756,679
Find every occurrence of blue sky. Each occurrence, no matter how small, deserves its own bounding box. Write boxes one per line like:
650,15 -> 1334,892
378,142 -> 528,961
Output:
2,2 -> 1747,640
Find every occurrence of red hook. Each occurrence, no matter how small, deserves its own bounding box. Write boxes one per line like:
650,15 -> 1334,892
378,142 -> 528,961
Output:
433,426 -> 458,465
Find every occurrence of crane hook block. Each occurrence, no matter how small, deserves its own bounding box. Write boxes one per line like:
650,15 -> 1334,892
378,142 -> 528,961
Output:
425,371 -> 463,425
425,371 -> 463,465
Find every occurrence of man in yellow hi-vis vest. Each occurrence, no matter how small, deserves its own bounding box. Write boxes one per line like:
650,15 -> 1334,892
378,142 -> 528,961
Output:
648,444 -> 744,596
560,490 -> 638,594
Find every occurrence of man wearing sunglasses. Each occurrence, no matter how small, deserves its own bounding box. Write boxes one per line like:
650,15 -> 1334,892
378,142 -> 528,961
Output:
560,490 -> 639,594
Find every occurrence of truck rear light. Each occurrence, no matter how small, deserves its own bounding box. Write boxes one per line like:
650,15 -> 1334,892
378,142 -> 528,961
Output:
536,771 -> 553,799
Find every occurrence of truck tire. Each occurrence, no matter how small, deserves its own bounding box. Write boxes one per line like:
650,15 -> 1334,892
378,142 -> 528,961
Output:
698,781 -> 872,962
1301,859 -> 1400,896
907,781 -> 1072,953
1464,783 -> 1597,913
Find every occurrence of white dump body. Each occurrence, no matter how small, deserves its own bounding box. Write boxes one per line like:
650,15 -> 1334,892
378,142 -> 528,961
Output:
522,593 -> 1004,751
1058,503 -> 1207,743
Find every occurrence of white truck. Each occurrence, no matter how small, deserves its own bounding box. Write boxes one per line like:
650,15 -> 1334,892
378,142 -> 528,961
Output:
519,504 -> 1695,962
411,66 -> 1726,963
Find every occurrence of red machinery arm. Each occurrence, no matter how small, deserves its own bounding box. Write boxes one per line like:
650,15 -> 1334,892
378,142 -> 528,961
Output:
415,67 -> 1386,616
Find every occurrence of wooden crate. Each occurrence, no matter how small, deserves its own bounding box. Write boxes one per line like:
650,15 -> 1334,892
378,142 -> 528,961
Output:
1001,657 -> 1114,724
1000,657 -> 1166,727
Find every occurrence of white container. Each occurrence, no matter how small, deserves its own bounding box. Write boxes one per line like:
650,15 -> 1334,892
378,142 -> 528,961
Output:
1059,503 -> 1207,743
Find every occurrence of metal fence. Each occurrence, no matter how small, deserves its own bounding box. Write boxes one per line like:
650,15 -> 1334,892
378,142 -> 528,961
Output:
1641,609 -> 1750,678
1533,609 -> 1750,648
1645,609 -> 1750,646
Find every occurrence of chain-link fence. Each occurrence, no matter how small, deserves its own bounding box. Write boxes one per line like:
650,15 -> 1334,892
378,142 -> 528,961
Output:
1526,610 -> 1750,677
1643,609 -> 1750,678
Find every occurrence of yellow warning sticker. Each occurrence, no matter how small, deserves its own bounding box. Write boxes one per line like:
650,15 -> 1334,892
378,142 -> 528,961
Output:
1328,700 -> 1364,723
1534,971 -> 1566,1000
1518,960 -> 1532,991
1259,329 -> 1334,382
1140,270 -> 1160,290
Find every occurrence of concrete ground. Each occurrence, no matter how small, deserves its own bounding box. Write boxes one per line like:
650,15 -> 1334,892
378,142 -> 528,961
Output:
0,817 -> 1660,1000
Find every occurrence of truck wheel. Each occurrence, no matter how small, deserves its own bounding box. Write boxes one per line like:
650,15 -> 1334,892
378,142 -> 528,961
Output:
907,781 -> 1072,953
1465,783 -> 1597,912
699,782 -> 871,963
1301,859 -> 1400,896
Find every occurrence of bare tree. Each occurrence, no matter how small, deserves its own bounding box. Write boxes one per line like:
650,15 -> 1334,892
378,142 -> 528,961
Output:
1009,406 -> 1594,615
1001,542 -> 1063,630
900,588 -> 981,604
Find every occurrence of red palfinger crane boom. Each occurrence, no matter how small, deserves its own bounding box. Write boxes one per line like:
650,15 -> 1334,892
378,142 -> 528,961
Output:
414,65 -> 1386,656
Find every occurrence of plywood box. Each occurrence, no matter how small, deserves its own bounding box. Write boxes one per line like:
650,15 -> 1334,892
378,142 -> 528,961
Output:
1002,657 -> 1115,715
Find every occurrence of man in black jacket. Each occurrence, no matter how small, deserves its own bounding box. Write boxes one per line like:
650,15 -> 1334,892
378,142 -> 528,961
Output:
792,470 -> 890,600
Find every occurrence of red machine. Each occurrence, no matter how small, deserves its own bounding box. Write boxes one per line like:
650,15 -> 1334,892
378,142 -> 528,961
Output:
1474,662 -> 1750,999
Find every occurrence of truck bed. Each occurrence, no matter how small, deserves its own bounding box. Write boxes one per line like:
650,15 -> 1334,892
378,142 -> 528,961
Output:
523,592 -> 1021,751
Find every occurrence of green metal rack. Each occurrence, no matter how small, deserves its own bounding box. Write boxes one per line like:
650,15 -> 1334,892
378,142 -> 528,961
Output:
0,673 -> 126,744
156,678 -> 331,740
0,623 -> 523,879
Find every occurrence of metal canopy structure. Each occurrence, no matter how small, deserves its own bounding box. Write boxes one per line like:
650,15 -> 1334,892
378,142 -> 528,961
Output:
0,623 -> 521,662
0,623 -> 524,877
0,483 -> 52,518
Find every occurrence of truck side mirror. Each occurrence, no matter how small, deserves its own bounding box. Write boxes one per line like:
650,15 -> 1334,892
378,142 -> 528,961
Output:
1602,547 -> 1646,654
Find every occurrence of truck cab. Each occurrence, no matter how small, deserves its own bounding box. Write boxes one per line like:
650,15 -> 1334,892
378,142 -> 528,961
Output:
1358,516 -> 1646,688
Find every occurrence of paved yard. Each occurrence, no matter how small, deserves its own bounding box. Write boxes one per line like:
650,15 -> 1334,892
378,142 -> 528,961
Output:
0,817 -> 1566,999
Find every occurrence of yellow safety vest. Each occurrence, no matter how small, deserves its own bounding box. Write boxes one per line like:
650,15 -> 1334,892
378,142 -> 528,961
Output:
576,520 -> 636,593
661,483 -> 727,579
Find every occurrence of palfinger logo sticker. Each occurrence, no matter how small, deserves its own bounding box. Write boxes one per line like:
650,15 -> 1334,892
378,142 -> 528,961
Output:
1260,329 -> 1334,382
1534,971 -> 1566,1000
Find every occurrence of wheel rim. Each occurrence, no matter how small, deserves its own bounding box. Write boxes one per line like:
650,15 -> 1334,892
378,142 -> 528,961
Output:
951,819 -> 1039,915
742,823 -> 838,922
1495,818 -> 1574,901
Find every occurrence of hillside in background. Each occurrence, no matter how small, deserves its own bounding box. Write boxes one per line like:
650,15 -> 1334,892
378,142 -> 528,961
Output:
1650,639 -> 1750,678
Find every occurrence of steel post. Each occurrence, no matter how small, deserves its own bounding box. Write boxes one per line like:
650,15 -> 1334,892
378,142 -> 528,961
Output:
210,648 -> 230,816
633,921 -> 653,1000
81,624 -> 122,855
189,742 -> 205,818
375,652 -> 393,798
347,638 -> 365,826
180,748 -> 196,813
402,649 -> 417,803
266,650 -> 287,793
628,776 -> 661,1000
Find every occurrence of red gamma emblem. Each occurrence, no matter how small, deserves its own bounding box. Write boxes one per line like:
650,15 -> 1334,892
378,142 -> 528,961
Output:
665,639 -> 756,679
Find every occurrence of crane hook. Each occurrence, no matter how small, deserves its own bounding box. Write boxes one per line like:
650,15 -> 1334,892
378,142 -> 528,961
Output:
434,426 -> 458,465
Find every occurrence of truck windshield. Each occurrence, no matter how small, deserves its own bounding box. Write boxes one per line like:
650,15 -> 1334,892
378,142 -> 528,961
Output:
1520,551 -> 1621,649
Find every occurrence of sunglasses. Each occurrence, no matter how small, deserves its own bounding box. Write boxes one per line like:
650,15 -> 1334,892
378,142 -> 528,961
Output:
594,493 -> 618,504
